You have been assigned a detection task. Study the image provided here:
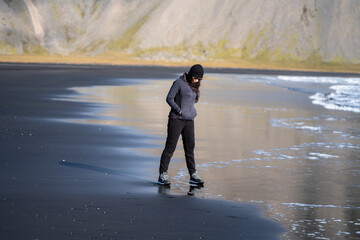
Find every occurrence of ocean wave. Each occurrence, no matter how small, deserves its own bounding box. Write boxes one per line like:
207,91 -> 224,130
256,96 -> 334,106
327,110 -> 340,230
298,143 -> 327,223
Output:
277,75 -> 360,85
310,88 -> 360,113
270,118 -> 323,132
275,75 -> 360,113
283,202 -> 360,209
309,152 -> 339,158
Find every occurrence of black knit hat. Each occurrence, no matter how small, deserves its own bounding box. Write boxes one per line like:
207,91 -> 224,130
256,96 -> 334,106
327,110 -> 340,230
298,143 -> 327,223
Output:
188,64 -> 204,79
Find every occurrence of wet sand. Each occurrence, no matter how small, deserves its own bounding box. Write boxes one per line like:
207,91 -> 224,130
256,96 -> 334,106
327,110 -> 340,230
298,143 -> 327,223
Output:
0,63 -> 286,239
47,65 -> 360,239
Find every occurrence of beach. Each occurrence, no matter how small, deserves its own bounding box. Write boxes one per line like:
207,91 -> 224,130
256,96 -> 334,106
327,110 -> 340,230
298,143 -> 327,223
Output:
1,63 -> 360,239
0,64 -> 286,240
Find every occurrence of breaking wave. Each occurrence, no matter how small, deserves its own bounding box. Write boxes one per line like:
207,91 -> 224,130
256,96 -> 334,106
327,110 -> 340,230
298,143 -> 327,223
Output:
276,75 -> 360,113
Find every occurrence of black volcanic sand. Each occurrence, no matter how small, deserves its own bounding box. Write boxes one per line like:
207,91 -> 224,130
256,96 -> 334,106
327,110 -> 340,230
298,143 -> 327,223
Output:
7,63 -> 358,239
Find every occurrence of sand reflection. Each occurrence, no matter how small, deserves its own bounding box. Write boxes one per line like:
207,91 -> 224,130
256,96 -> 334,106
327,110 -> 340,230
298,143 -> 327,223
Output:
62,74 -> 360,240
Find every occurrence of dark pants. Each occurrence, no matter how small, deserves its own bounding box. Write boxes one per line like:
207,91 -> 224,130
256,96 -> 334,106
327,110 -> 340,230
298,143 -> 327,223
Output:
159,118 -> 196,175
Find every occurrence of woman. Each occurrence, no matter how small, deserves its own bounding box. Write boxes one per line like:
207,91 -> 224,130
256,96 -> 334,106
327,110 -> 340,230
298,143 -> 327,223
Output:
158,64 -> 205,186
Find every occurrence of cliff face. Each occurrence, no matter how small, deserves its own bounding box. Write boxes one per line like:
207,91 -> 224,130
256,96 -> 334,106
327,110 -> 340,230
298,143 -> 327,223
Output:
0,0 -> 359,64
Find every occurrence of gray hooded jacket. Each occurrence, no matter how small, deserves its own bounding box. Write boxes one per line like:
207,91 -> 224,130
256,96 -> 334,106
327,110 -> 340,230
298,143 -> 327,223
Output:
166,74 -> 197,120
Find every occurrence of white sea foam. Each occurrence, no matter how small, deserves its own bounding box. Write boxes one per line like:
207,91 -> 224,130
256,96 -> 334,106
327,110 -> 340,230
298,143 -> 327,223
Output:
310,91 -> 360,113
309,153 -> 339,158
283,203 -> 360,209
298,126 -> 322,131
283,203 -> 339,208
215,73 -> 360,113
315,219 -> 327,224
270,118 -> 322,132
325,117 -> 337,121
253,150 -> 272,156
275,75 -> 360,113
277,75 -> 360,85
333,131 -> 342,134
310,83 -> 360,113
279,154 -> 297,159
336,231 -> 350,236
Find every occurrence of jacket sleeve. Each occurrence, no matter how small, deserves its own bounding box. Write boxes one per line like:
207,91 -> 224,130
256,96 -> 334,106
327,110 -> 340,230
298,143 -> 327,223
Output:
166,80 -> 181,113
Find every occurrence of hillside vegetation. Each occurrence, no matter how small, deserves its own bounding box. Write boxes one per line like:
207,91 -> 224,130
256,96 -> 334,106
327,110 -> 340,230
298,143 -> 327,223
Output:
1,0 -> 359,72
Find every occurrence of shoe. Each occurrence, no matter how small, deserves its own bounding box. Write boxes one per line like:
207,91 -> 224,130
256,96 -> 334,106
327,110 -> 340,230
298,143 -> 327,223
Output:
187,185 -> 203,196
158,172 -> 171,186
189,171 -> 204,185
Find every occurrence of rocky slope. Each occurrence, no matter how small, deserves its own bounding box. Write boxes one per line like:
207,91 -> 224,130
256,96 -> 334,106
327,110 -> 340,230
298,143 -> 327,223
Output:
0,0 -> 359,64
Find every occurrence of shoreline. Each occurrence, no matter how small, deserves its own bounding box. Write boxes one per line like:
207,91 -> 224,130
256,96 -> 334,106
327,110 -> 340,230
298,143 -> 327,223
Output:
1,54 -> 360,75
1,61 -> 360,78
0,64 -> 286,239
55,65 -> 360,239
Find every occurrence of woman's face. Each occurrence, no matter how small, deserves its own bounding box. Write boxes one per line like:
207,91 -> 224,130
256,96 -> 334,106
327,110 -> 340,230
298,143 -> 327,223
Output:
192,77 -> 201,83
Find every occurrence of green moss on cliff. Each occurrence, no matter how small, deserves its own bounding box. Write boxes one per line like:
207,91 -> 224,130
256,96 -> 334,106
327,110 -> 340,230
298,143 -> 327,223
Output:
0,40 -> 17,54
108,3 -> 160,51
328,56 -> 348,64
52,2 -> 61,23
91,0 -> 102,16
306,50 -> 323,64
208,39 -> 236,59
191,42 -> 208,57
241,27 -> 269,60
22,41 -> 48,55
74,4 -> 85,19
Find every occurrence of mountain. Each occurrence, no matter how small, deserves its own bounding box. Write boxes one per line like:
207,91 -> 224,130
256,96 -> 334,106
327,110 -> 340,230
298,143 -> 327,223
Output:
0,0 -> 359,65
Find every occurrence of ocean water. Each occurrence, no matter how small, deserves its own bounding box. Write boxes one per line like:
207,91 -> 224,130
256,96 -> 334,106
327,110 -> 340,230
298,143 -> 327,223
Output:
246,74 -> 360,113
193,73 -> 360,240
58,72 -> 360,240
